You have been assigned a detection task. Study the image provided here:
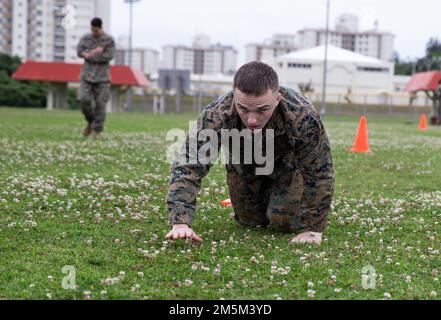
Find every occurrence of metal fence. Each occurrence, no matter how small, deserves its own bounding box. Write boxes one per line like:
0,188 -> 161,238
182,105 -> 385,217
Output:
117,91 -> 432,120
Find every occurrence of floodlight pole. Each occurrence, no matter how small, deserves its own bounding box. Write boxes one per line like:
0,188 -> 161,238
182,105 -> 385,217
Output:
321,0 -> 330,117
124,0 -> 142,111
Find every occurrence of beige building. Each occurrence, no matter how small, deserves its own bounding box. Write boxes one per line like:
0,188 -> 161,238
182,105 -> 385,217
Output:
246,34 -> 298,67
0,0 -> 110,62
297,13 -> 395,62
114,36 -> 159,76
162,34 -> 238,75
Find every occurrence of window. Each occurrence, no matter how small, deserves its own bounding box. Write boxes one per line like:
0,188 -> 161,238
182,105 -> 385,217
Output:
288,63 -> 312,69
357,66 -> 389,73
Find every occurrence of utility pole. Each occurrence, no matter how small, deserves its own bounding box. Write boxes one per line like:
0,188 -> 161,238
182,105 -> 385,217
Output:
321,0 -> 330,117
124,0 -> 142,111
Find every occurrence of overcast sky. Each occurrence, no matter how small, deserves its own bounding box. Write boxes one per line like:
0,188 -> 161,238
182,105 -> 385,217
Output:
109,0 -> 439,64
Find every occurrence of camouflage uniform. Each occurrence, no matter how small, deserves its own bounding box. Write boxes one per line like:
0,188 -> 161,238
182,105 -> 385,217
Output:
76,32 -> 115,133
167,87 -> 335,233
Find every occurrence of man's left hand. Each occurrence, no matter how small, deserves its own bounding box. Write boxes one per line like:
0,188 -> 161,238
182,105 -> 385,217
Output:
289,231 -> 322,244
91,47 -> 104,56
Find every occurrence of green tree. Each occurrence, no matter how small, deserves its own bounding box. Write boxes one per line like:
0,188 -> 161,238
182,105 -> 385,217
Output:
0,52 -> 48,108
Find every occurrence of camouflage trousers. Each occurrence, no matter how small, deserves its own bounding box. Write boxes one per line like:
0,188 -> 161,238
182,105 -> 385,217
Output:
226,164 -> 327,233
79,81 -> 110,133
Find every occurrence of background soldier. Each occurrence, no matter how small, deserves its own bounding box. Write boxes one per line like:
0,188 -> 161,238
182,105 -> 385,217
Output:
165,62 -> 335,244
77,17 -> 115,138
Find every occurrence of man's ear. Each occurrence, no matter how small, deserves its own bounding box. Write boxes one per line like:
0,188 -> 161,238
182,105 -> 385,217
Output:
275,92 -> 282,105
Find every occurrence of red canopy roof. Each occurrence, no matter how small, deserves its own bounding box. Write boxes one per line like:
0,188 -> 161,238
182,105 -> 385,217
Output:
12,60 -> 150,88
405,71 -> 441,92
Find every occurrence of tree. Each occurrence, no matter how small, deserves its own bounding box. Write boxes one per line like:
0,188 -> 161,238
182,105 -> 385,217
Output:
414,37 -> 441,73
0,52 -> 48,108
393,51 -> 414,76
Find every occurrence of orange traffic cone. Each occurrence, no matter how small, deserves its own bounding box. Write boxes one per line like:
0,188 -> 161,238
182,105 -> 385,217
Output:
350,116 -> 371,153
419,114 -> 427,130
221,199 -> 232,207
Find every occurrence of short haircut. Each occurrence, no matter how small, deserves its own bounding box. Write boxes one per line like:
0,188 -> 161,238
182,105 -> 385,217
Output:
233,61 -> 279,96
91,17 -> 103,28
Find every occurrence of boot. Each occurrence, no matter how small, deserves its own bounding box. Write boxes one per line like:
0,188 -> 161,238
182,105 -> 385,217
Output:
89,130 -> 101,139
82,124 -> 92,137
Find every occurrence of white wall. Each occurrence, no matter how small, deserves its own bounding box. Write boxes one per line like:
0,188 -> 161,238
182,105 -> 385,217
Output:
276,57 -> 394,100
12,0 -> 28,59
221,49 -> 237,74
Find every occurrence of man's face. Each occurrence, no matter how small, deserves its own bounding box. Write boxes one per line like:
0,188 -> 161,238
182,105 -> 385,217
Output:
234,88 -> 281,132
91,26 -> 102,37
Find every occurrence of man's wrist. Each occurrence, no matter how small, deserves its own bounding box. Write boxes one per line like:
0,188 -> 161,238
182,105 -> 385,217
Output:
173,223 -> 190,228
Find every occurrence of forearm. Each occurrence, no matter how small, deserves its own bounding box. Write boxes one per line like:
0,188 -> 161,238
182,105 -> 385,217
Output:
88,53 -> 113,63
297,116 -> 335,232
167,164 -> 207,227
301,168 -> 335,232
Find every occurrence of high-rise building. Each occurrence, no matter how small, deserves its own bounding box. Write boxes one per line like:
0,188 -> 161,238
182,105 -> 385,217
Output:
296,13 -> 395,62
245,33 -> 298,67
0,0 -> 111,62
115,36 -> 159,76
162,34 -> 238,75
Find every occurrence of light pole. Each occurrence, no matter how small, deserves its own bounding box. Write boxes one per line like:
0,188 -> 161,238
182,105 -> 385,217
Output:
321,0 -> 330,117
124,0 -> 142,111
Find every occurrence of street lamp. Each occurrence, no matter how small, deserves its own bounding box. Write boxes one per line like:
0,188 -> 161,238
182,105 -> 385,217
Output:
321,0 -> 330,117
124,0 -> 142,111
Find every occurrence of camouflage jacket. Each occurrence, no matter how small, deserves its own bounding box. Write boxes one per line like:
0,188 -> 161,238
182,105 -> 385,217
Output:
167,86 -> 335,230
76,33 -> 115,83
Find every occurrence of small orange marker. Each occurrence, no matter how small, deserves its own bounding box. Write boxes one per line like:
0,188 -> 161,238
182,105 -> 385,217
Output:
419,114 -> 427,130
221,199 -> 232,207
350,116 -> 371,153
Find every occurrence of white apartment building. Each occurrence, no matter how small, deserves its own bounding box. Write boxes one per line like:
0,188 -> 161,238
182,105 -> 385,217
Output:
246,33 -> 298,67
162,34 -> 238,75
115,36 -> 159,75
297,13 -> 395,62
0,0 -> 111,62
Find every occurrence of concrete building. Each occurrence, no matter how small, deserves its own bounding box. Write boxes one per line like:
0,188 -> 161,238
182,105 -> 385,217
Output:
246,33 -> 298,67
0,0 -> 111,62
275,45 -> 395,104
115,47 -> 159,76
114,36 -> 159,76
162,34 -> 238,75
296,13 -> 395,62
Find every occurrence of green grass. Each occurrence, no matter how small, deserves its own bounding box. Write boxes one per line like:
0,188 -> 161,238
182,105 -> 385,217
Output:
0,107 -> 440,300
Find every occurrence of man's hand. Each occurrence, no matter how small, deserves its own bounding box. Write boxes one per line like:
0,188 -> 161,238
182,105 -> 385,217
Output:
165,224 -> 202,242
90,46 -> 104,56
82,51 -> 92,59
289,231 -> 322,244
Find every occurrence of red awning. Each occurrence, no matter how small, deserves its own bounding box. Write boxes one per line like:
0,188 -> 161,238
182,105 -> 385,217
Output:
405,71 -> 441,92
12,60 -> 150,88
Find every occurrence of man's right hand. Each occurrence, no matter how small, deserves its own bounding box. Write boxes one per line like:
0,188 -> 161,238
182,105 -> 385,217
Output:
165,224 -> 202,242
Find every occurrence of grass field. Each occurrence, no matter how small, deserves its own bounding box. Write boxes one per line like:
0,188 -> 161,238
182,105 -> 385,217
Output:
0,107 -> 440,300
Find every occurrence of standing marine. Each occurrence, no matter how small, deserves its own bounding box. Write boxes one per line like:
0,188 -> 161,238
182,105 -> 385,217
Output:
77,17 -> 115,138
